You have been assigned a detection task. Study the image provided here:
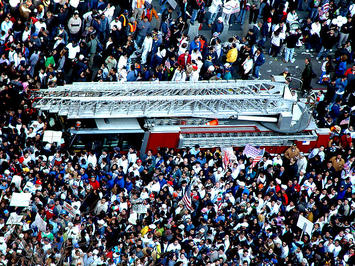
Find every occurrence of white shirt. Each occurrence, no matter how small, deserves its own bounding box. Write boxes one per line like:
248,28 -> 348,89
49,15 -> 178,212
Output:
87,154 -> 97,167
34,21 -> 46,34
110,20 -> 122,31
117,55 -> 128,70
69,0 -> 79,8
66,43 -> 80,59
310,22 -> 321,36
127,152 -> 137,164
223,0 -> 240,15
286,12 -> 298,24
209,0 -> 223,13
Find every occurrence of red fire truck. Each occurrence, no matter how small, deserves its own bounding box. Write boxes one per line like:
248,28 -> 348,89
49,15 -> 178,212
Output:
33,80 -> 330,153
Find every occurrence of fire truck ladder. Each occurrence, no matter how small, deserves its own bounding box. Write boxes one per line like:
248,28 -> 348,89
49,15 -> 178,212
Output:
178,130 -> 318,148
33,80 -> 295,120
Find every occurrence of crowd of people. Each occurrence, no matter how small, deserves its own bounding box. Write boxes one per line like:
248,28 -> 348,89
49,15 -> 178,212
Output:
0,0 -> 355,265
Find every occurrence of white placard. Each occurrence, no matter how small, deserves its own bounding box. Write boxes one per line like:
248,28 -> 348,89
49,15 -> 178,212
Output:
297,215 -> 314,236
167,0 -> 177,9
43,130 -> 62,144
34,213 -> 47,232
6,213 -> 23,225
9,193 -> 32,207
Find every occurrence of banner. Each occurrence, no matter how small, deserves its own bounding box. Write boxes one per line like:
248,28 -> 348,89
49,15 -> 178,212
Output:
63,202 -> 75,217
222,147 -> 236,169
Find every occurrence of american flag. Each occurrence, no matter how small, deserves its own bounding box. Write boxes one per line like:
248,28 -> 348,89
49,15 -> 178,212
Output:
319,0 -> 330,16
243,144 -> 265,168
49,156 -> 56,169
182,184 -> 194,212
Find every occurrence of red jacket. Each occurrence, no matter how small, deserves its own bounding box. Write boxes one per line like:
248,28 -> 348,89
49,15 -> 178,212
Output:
177,53 -> 191,68
45,205 -> 55,220
90,180 -> 100,190
344,67 -> 355,76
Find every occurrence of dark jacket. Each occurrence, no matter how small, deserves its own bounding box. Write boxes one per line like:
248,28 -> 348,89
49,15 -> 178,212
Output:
302,63 -> 313,81
285,33 -> 301,48
254,52 -> 265,66
322,33 -> 338,49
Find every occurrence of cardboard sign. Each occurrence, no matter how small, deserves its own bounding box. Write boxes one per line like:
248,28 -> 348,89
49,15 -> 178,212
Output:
34,213 -> 47,232
297,215 -> 314,236
6,213 -> 23,225
167,0 -> 177,9
43,130 -> 62,144
9,193 -> 32,207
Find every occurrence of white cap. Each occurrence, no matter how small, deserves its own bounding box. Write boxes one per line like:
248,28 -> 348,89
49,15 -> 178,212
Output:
208,65 -> 215,72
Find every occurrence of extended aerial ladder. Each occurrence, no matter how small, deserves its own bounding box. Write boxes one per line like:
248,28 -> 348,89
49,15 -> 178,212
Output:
32,80 -> 325,151
34,80 -> 294,119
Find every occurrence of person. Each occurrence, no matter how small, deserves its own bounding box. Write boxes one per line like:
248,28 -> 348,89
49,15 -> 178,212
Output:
136,16 -> 151,47
286,9 -> 299,25
208,0 -> 223,27
226,43 -> 238,64
132,0 -> 145,21
284,29 -> 301,63
141,33 -> 153,65
301,58 -> 315,95
212,17 -> 224,36
316,29 -> 337,61
221,0 -> 240,26
253,48 -> 265,79
248,0 -> 260,24
67,10 -> 82,41
270,28 -> 282,57
338,16 -> 352,48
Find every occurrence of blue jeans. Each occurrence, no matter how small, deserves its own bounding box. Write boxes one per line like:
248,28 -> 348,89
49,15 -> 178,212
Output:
190,9 -> 199,24
309,8 -> 318,21
136,35 -> 145,47
258,36 -> 267,47
332,93 -> 343,103
284,47 -> 295,62
258,3 -> 266,19
297,0 -> 304,10
208,12 -> 218,25
90,0 -> 98,9
236,8 -> 247,24
254,65 -> 261,78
